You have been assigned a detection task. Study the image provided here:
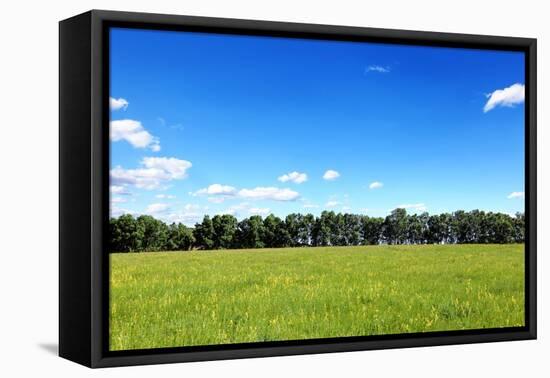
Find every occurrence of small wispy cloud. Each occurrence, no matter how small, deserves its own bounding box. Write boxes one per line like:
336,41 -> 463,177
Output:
207,197 -> 227,204
278,171 -> 308,184
110,119 -> 161,151
249,207 -> 271,216
155,194 -> 176,199
221,202 -> 250,216
365,65 -> 390,74
162,205 -> 205,226
238,187 -> 300,201
110,206 -> 135,218
193,184 -> 237,203
369,181 -> 384,189
194,184 -> 237,197
158,117 -> 185,131
110,97 -> 129,111
323,170 -> 340,181
507,191 -> 525,199
110,157 -> 192,190
145,203 -> 171,215
303,202 -> 319,209
325,200 -> 341,208
183,204 -> 201,212
110,185 -> 131,195
193,184 -> 299,202
484,83 -> 525,113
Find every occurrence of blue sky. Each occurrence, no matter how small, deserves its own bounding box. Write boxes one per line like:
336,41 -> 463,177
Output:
109,27 -> 525,225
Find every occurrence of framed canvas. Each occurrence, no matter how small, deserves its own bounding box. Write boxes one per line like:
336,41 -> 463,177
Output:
59,10 -> 537,368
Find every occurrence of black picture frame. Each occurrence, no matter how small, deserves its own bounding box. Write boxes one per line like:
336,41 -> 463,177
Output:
59,9 -> 537,368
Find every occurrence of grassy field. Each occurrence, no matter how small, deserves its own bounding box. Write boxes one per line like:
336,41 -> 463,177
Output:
109,244 -> 524,351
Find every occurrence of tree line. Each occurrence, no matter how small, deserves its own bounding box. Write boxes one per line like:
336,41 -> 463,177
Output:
109,209 -> 525,252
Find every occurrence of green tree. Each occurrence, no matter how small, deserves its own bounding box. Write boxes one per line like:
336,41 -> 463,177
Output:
137,215 -> 168,251
236,215 -> 265,249
407,214 -> 424,244
212,214 -> 238,249
166,223 -> 195,251
439,213 -> 453,244
343,213 -> 362,246
331,213 -> 346,246
451,210 -> 470,243
513,212 -> 525,243
312,211 -> 333,246
263,214 -> 290,248
285,213 -> 303,247
361,216 -> 383,245
302,213 -> 315,246
109,214 -> 144,252
193,215 -> 215,250
467,210 -> 485,243
489,212 -> 514,243
384,208 -> 408,244
426,214 -> 446,244
109,207 -> 524,253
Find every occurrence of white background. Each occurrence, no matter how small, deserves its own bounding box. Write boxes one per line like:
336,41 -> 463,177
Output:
0,0 -> 547,376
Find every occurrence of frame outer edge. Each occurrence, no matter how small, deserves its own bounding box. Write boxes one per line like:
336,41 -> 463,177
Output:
82,9 -> 537,368
528,38 -> 537,339
90,10 -> 106,368
59,11 -> 94,368
89,9 -> 535,48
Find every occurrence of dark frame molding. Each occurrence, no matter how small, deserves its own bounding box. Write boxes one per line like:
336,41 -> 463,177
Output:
59,9 -> 537,368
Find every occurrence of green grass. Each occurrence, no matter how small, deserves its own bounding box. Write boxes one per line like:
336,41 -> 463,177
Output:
109,244 -> 524,351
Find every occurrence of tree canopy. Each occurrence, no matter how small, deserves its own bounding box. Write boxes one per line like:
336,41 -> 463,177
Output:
109,209 -> 525,252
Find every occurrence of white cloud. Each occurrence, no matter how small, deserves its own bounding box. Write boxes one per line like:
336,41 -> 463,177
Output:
369,181 -> 384,189
194,184 -> 299,202
366,65 -> 390,73
157,203 -> 210,226
323,170 -> 340,181
222,202 -> 250,216
183,203 -> 201,211
110,119 -> 161,151
278,171 -> 308,184
507,191 -> 525,199
111,197 -> 127,204
110,185 -> 130,195
142,157 -> 191,179
325,200 -> 341,208
110,166 -> 159,190
194,184 -> 237,196
110,97 -> 129,111
110,206 -> 135,218
164,211 -> 202,226
110,157 -> 192,190
238,187 -> 300,201
303,202 -> 319,209
155,194 -> 176,199
249,207 -> 271,216
145,203 -> 170,214
395,203 -> 427,212
207,197 -> 227,204
341,206 -> 351,212
484,83 -> 525,113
